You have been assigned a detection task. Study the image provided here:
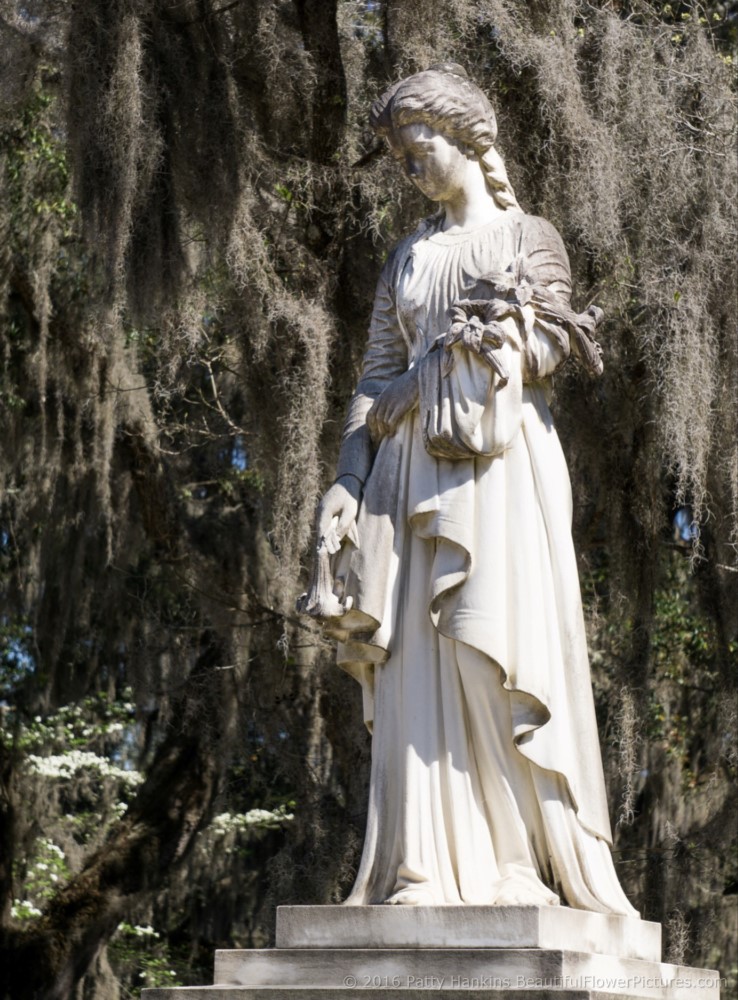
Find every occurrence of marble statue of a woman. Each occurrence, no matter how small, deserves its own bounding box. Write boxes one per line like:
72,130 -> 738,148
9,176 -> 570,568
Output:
302,64 -> 637,916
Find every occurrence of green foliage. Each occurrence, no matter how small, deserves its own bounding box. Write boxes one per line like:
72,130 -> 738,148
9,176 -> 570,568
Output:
648,566 -> 737,787
2,692 -> 137,753
11,839 -> 69,922
2,88 -> 74,228
5,682 -> 297,993
109,924 -> 184,998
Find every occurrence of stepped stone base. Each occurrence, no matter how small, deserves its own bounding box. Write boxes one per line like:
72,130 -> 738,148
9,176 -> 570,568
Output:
142,906 -> 722,1000
275,906 -> 661,959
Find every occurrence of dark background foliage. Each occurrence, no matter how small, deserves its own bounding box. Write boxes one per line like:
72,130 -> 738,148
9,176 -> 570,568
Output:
0,1 -> 736,997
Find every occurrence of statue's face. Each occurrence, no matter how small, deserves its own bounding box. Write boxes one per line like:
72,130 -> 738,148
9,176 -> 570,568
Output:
388,123 -> 471,203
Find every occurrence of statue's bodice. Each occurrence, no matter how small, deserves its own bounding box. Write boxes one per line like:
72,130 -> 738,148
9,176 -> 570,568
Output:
397,212 -> 526,364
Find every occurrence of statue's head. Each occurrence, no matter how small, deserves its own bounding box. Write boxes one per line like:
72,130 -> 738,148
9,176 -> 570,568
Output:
371,64 -> 518,211
371,63 -> 497,154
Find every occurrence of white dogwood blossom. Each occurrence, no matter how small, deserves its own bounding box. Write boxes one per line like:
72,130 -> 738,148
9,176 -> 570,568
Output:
27,750 -> 143,787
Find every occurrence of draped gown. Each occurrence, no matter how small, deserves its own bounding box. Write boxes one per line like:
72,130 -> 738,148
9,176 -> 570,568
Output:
328,208 -> 637,915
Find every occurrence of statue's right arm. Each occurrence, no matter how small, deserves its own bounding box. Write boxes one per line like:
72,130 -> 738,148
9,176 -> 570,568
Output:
316,254 -> 409,550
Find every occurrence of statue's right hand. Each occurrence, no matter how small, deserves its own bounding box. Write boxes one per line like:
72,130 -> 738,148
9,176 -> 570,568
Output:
316,477 -> 360,555
366,367 -> 419,442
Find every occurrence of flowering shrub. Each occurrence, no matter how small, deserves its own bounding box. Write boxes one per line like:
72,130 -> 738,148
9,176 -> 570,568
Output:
11,839 -> 69,921
27,750 -> 143,787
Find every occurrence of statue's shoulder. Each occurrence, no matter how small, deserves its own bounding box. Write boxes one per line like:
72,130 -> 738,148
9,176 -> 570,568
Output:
381,214 -> 442,279
516,212 -> 568,256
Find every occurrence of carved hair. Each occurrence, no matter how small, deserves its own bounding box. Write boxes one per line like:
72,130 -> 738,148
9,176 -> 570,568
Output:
371,64 -> 520,212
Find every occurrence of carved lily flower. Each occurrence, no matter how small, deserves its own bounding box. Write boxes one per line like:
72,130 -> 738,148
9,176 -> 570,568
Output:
449,310 -> 485,353
443,303 -> 509,384
477,256 -> 534,315
440,253 -> 605,384
476,255 -> 604,377
515,280 -> 533,307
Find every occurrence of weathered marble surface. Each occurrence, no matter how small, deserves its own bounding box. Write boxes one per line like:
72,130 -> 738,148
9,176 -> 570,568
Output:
142,905 -> 722,1000
213,947 -> 718,998
302,63 -> 632,915
275,905 -> 661,960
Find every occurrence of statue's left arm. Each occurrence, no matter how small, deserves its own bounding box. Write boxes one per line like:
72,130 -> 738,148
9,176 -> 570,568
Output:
518,215 -> 604,380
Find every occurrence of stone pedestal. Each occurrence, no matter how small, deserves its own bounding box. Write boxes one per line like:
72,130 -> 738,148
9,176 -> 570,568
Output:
142,906 -> 721,999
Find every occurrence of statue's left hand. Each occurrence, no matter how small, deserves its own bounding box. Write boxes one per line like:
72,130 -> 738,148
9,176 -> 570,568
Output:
367,367 -> 419,441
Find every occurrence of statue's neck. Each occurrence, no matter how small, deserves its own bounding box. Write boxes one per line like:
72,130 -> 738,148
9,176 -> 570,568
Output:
440,160 -> 504,234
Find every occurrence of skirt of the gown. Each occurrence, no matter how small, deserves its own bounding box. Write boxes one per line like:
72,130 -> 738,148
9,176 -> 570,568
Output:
344,521 -> 637,916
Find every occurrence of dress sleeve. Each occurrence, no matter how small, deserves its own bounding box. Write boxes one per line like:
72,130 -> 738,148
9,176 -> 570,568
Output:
516,216 -> 573,380
519,216 -> 572,305
335,250 -> 409,484
514,215 -> 604,380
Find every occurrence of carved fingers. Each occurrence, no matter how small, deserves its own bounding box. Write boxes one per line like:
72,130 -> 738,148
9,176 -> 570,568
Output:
367,368 -> 419,441
316,484 -> 359,555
